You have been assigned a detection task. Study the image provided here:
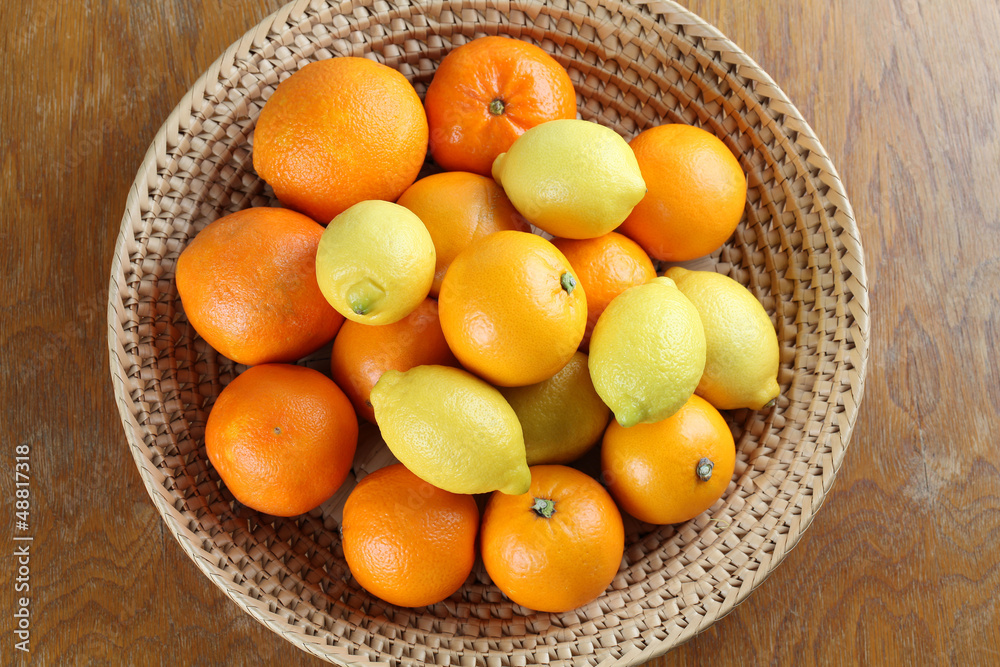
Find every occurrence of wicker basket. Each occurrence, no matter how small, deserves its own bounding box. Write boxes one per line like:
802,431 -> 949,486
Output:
107,1 -> 869,664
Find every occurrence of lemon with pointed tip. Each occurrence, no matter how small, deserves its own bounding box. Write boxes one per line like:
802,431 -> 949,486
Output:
589,276 -> 706,427
491,119 -> 646,239
370,365 -> 531,495
316,200 -> 435,325
665,267 -> 780,410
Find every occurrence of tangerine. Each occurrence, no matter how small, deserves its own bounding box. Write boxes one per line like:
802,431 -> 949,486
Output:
341,463 -> 479,608
253,57 -> 428,223
619,124 -> 747,261
331,298 -> 458,423
175,207 -> 344,366
480,465 -> 624,613
550,232 -> 656,350
396,171 -> 529,296
601,394 -> 735,525
205,364 -> 358,517
438,231 -> 586,387
424,36 -> 576,176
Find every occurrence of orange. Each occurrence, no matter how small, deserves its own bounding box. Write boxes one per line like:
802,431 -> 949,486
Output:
438,231 -> 586,387
205,364 -> 358,517
341,463 -> 479,608
176,207 -> 344,366
252,57 -> 428,224
601,394 -> 735,525
550,232 -> 657,350
396,171 -> 530,296
424,36 -> 577,176
331,298 -> 459,423
480,465 -> 624,613
618,124 -> 747,262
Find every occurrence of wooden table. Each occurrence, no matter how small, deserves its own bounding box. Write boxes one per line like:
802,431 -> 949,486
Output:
3,0 -> 998,664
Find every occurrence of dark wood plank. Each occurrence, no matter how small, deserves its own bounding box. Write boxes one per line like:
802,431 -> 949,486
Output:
1,0 -> 998,664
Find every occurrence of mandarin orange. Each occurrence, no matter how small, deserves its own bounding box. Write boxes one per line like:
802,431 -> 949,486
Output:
396,171 -> 529,296
331,298 -> 458,423
601,394 -> 735,525
481,465 -> 624,613
175,207 -> 344,366
253,57 -> 428,223
205,364 -> 358,517
424,36 -> 577,176
341,463 -> 479,608
550,232 -> 656,350
619,124 -> 747,261
438,231 -> 586,387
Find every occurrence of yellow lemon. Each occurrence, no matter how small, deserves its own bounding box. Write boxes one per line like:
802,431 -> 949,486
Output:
316,200 -> 435,325
491,119 -> 646,239
370,365 -> 530,495
665,267 -> 780,410
498,352 -> 610,465
589,276 -> 706,427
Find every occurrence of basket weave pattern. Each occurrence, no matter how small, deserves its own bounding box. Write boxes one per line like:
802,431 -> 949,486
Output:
107,1 -> 869,664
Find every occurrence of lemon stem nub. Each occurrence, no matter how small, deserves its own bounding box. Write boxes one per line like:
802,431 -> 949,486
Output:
489,98 -> 505,116
531,497 -> 555,518
560,272 -> 576,294
347,278 -> 386,316
696,457 -> 714,482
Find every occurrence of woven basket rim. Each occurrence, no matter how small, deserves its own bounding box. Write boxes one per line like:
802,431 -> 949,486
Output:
107,1 -> 870,664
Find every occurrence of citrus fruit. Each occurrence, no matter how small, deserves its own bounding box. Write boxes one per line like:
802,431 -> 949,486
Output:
341,463 -> 479,608
331,298 -> 458,423
601,394 -> 735,525
175,207 -> 344,366
396,171 -> 529,297
665,267 -> 781,410
252,57 -> 428,224
589,276 -> 706,427
370,365 -> 530,495
315,200 -> 435,325
491,119 -> 646,239
619,124 -> 747,261
480,465 -> 624,613
498,352 -> 610,466
424,36 -> 577,176
438,230 -> 586,387
550,232 -> 657,350
205,364 -> 358,517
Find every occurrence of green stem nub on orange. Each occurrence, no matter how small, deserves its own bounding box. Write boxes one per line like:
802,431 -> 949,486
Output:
696,457 -> 714,482
560,272 -> 576,295
531,497 -> 555,518
489,98 -> 505,116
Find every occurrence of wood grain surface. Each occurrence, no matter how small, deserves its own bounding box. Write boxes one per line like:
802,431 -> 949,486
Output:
2,0 -> 999,664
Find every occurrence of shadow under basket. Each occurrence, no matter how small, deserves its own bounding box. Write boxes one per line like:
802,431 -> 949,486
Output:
107,1 -> 870,664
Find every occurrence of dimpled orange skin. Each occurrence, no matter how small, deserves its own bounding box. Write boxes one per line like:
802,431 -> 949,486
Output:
619,124 -> 747,262
331,298 -> 459,423
601,394 -> 736,525
550,232 -> 657,351
252,57 -> 428,224
438,231 -> 587,387
480,465 -> 625,613
205,364 -> 358,517
396,171 -> 530,297
424,36 -> 577,176
341,463 -> 480,608
175,207 -> 344,366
